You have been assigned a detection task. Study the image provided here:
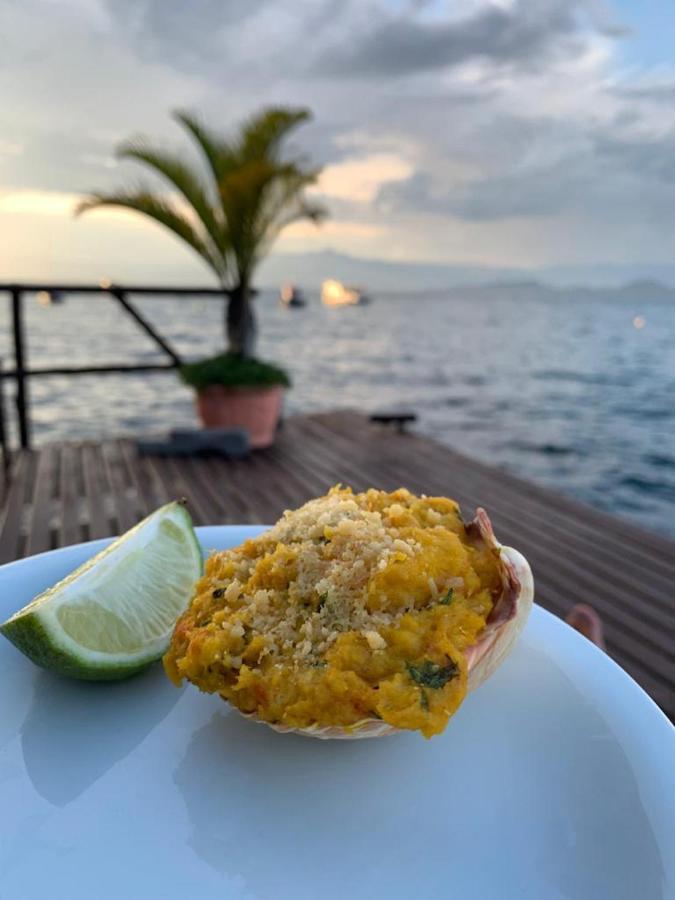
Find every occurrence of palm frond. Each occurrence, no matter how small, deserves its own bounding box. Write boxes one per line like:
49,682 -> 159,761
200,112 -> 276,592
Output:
253,184 -> 327,270
215,160 -> 280,280
254,167 -> 322,238
76,191 -> 226,282
117,140 -> 227,267
277,197 -> 328,230
239,107 -> 312,162
173,110 -> 237,183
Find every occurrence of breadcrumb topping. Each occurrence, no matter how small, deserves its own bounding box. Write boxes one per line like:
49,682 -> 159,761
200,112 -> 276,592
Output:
164,486 -> 504,737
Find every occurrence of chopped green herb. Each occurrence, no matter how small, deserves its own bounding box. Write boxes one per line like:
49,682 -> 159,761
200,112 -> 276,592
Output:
406,658 -> 459,689
212,588 -> 225,599
419,689 -> 429,711
439,587 -> 454,605
317,592 -> 328,611
311,660 -> 327,668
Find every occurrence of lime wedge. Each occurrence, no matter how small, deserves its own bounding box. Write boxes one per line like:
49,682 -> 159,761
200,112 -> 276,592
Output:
0,502 -> 202,680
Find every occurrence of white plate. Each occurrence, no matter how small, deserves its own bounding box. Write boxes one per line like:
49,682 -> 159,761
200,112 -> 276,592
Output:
1,527 -> 674,900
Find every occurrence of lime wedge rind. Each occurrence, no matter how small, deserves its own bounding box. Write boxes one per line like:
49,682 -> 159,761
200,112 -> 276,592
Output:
0,502 -> 203,681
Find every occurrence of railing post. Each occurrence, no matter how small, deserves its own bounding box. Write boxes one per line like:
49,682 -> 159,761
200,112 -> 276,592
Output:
10,287 -> 30,449
110,288 -> 183,367
0,358 -> 7,470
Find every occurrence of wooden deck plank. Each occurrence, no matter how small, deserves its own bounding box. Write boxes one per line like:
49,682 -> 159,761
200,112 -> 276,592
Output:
100,441 -> 139,534
81,443 -> 114,540
0,410 -> 672,719
0,452 -> 35,563
117,440 -> 167,517
59,444 -> 83,547
185,456 -> 258,524
196,458 -> 248,523
166,455 -> 229,525
24,445 -> 59,557
161,457 -> 208,525
247,451 -> 316,512
212,456 -> 291,523
140,454 -> 204,523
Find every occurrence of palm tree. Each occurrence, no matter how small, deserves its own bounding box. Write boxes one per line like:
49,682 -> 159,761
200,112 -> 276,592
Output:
77,107 -> 325,356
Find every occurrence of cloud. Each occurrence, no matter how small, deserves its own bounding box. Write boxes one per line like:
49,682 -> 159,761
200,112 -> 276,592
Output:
101,0 -> 268,68
316,153 -> 413,203
610,80 -> 675,104
593,130 -> 675,184
315,0 -> 587,78
378,109 -> 675,227
0,190 -> 79,216
3,0 -> 675,279
0,188 -> 168,223
0,141 -> 23,157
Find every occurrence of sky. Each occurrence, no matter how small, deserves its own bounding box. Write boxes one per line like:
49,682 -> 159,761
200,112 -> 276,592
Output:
2,0 -> 675,285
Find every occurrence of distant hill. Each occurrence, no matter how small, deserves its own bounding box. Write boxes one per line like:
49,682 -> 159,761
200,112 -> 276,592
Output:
553,279 -> 675,303
259,249 -> 675,293
258,249 -> 528,291
541,265 -> 675,289
402,279 -> 675,303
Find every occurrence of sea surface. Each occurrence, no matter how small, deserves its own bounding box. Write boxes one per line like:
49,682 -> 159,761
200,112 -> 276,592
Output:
0,287 -> 673,537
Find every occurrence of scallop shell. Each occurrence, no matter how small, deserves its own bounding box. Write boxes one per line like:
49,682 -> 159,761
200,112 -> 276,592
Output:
240,508 -> 534,739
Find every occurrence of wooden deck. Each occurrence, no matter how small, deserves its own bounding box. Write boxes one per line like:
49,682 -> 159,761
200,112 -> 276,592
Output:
0,409 -> 673,719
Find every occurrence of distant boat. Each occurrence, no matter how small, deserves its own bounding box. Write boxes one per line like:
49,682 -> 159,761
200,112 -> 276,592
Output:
36,290 -> 65,307
321,279 -> 369,307
279,283 -> 307,308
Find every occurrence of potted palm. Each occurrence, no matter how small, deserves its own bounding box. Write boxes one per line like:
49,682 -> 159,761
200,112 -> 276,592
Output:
78,107 -> 325,447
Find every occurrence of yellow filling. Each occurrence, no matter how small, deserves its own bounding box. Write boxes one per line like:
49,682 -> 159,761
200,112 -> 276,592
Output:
163,487 -> 502,738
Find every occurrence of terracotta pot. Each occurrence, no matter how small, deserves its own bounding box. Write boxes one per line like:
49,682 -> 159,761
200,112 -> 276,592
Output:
195,384 -> 284,449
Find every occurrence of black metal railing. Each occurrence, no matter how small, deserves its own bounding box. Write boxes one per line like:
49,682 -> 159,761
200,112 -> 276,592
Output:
0,282 -> 231,452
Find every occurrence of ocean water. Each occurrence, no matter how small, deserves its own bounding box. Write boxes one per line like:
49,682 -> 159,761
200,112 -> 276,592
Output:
0,288 -> 673,537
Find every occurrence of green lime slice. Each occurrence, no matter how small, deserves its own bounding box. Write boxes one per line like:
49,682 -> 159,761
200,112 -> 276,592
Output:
0,502 -> 202,680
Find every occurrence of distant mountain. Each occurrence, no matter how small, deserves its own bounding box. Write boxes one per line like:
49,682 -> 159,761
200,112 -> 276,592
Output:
550,278 -> 675,303
539,264 -> 675,289
258,249 -> 528,291
259,249 -> 675,293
